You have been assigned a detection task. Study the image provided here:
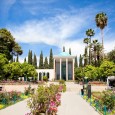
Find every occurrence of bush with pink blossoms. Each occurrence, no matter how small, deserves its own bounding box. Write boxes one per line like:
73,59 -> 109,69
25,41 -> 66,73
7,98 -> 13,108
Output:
27,84 -> 66,115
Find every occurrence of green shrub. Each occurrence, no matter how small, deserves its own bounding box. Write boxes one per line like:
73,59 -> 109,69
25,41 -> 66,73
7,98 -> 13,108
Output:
59,80 -> 65,84
100,91 -> 115,110
43,76 -> 48,82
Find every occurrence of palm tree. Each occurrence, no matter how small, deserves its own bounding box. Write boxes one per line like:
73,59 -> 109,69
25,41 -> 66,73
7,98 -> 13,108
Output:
83,38 -> 90,65
83,38 -> 90,47
95,12 -> 108,59
86,29 -> 95,64
92,39 -> 98,66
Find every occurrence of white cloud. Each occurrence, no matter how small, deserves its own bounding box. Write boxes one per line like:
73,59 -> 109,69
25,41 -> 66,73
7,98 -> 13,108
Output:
9,6 -> 115,58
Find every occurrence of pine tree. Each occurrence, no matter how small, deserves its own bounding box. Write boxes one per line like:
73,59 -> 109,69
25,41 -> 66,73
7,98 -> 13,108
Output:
16,55 -> 19,62
39,51 -> 44,69
49,49 -> 53,69
69,48 -> 71,55
79,54 -> 83,67
24,58 -> 26,62
44,57 -> 49,69
33,54 -> 37,68
75,56 -> 78,68
84,47 -> 88,66
63,46 -> 65,52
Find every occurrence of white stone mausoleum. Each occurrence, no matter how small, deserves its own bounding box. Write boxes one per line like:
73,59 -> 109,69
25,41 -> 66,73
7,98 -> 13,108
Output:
36,52 -> 75,81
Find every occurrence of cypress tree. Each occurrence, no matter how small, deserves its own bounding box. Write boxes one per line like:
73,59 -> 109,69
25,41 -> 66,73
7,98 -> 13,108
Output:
28,50 -> 30,64
75,56 -> 78,68
84,47 -> 88,66
28,50 -> 32,65
63,46 -> 65,52
16,55 -> 19,62
13,58 -> 15,62
33,54 -> 37,68
69,48 -> 71,55
79,54 -> 83,67
44,57 -> 49,69
49,49 -> 53,69
10,55 -> 13,63
24,58 -> 26,62
39,51 -> 44,69
30,50 -> 32,65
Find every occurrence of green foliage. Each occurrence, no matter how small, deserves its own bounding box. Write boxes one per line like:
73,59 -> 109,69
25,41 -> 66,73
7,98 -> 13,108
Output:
0,28 -> 23,60
100,91 -> 115,110
100,60 -> 115,77
69,48 -> 71,55
43,76 -> 48,82
0,91 -> 22,105
22,62 -> 38,79
24,86 -> 34,95
3,62 -> 22,80
95,12 -> 107,30
24,58 -> 26,62
28,50 -> 32,65
39,51 -> 44,69
27,84 -> 65,114
63,46 -> 65,52
107,48 -> 115,63
84,65 -> 98,80
75,56 -> 78,68
44,57 -> 49,69
0,54 -> 8,79
79,54 -> 83,67
84,47 -> 88,66
49,49 -> 53,69
59,79 -> 65,84
16,55 -> 19,62
74,67 -> 84,81
33,54 -> 37,69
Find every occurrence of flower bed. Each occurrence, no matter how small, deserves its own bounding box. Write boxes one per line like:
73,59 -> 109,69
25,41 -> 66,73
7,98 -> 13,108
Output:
0,86 -> 34,110
0,80 -> 43,85
88,81 -> 106,86
82,91 -> 115,115
27,84 -> 66,115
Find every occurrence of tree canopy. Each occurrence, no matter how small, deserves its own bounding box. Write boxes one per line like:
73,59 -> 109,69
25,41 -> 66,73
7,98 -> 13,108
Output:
0,28 -> 23,60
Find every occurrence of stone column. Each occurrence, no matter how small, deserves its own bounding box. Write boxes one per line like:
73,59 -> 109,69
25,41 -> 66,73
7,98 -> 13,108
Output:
72,58 -> 75,81
54,58 -> 55,80
42,72 -> 43,81
38,72 -> 39,81
66,58 -> 68,81
60,58 -> 62,80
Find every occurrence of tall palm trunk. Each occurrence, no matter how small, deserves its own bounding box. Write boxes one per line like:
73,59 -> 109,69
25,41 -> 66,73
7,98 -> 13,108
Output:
89,37 -> 91,65
101,29 -> 104,59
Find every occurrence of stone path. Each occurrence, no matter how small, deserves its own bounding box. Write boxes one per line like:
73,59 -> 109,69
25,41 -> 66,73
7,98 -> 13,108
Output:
0,82 -> 100,115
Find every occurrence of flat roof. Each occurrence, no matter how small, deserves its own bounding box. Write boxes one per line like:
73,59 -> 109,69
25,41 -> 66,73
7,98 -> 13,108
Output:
54,52 -> 76,58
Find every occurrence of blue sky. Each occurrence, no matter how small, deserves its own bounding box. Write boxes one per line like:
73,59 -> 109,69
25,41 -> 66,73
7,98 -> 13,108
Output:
0,0 -> 115,62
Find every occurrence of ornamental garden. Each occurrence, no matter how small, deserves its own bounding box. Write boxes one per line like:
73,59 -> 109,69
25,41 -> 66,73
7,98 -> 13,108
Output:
0,12 -> 115,115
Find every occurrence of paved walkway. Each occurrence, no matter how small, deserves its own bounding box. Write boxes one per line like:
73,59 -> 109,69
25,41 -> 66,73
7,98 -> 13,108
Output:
57,82 -> 99,115
57,92 -> 99,115
0,99 -> 30,115
0,82 -> 100,115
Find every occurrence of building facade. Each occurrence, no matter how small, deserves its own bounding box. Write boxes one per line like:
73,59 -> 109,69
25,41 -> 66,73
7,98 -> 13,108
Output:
37,52 -> 75,81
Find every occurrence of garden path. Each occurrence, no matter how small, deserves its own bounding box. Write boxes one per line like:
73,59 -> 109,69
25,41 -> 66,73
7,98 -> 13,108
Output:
0,99 -> 30,115
57,82 -> 99,115
0,82 -> 103,115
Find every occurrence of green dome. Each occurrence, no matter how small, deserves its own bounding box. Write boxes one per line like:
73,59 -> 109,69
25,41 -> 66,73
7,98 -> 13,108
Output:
58,52 -> 71,56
